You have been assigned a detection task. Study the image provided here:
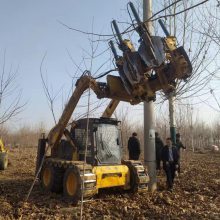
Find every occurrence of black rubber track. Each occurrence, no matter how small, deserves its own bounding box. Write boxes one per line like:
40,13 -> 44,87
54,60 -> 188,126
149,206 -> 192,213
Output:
40,163 -> 64,193
63,166 -> 82,205
123,161 -> 139,193
40,163 -> 54,191
51,166 -> 65,193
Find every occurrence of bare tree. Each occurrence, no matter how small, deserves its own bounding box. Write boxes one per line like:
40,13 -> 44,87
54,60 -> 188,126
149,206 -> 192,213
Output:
149,0 -> 220,146
0,50 -> 25,125
40,54 -> 63,124
200,1 -> 220,95
199,1 -> 220,47
40,19 -> 113,126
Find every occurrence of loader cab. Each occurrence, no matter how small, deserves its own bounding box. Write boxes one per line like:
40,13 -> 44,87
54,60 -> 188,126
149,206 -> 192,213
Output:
71,118 -> 122,165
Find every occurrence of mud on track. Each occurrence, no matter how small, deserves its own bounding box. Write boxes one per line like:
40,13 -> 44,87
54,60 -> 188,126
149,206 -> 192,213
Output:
0,147 -> 219,219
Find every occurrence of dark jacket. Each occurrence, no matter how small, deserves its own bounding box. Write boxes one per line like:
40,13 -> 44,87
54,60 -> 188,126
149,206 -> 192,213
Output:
155,137 -> 164,160
128,136 -> 141,156
176,139 -> 186,152
161,145 -> 179,168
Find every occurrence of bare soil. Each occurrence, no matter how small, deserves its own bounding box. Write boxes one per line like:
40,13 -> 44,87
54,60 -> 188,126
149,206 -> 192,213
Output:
0,148 -> 219,220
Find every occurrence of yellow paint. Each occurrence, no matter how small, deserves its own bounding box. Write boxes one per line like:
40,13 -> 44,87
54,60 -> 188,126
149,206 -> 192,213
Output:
164,37 -> 177,51
102,99 -> 120,118
93,165 -> 130,189
123,39 -> 135,52
0,139 -> 6,152
66,172 -> 77,196
43,167 -> 51,187
72,151 -> 78,161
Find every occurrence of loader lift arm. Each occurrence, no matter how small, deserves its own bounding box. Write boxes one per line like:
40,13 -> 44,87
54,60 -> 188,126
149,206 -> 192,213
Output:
47,74 -> 137,152
102,100 -> 120,118
47,75 -> 96,151
48,59 -> 191,153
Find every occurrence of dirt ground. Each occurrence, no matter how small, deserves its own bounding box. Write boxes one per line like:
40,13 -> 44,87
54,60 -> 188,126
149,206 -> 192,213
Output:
0,147 -> 219,220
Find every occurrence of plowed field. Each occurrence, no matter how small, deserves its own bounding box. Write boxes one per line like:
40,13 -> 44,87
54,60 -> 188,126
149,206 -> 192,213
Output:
0,148 -> 219,219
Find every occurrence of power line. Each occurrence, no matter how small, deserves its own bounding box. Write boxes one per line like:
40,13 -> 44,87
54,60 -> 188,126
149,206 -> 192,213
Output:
57,0 -> 209,40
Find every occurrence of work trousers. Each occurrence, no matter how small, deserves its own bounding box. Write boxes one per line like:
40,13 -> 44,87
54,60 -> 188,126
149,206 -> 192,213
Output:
164,162 -> 176,189
177,150 -> 182,173
177,158 -> 181,173
129,153 -> 140,160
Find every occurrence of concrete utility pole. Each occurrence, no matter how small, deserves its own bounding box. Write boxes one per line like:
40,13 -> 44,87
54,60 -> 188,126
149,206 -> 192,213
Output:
168,92 -> 176,145
143,0 -> 157,192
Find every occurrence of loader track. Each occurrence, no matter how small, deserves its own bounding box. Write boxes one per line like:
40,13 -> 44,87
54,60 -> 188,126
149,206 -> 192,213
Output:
123,160 -> 149,193
43,158 -> 97,201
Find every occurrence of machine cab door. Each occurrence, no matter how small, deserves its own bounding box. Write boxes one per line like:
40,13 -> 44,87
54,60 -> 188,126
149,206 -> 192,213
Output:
94,122 -> 122,165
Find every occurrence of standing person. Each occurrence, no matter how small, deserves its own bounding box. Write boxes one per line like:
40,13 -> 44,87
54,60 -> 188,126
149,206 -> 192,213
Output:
155,132 -> 164,170
176,133 -> 186,174
161,137 -> 179,191
127,132 -> 141,160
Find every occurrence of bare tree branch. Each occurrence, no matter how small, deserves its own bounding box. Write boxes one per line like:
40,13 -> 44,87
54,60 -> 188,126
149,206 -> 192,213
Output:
0,50 -> 25,125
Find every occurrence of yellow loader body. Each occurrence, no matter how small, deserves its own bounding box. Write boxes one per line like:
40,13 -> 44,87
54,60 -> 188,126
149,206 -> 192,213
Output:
93,165 -> 130,189
0,139 -> 6,152
0,138 -> 8,170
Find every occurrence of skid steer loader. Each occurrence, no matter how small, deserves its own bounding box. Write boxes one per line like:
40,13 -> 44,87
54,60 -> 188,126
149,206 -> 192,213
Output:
0,138 -> 8,170
36,74 -> 151,204
36,2 -> 192,203
37,117 -> 148,204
